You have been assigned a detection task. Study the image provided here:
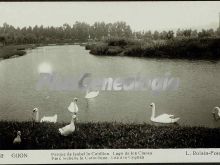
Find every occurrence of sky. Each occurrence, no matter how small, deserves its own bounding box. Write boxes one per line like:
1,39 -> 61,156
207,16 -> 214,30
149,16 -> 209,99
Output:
0,1 -> 220,32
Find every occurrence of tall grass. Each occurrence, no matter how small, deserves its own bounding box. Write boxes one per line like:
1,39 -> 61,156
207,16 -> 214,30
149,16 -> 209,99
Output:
1,121 -> 220,149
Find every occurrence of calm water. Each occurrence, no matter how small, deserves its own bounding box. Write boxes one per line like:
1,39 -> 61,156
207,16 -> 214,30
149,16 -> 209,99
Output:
0,45 -> 220,127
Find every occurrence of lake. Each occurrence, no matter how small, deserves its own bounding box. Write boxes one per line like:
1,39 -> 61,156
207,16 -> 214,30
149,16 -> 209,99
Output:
0,45 -> 220,127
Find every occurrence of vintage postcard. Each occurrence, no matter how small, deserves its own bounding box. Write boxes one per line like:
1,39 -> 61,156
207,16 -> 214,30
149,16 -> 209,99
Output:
0,1 -> 220,164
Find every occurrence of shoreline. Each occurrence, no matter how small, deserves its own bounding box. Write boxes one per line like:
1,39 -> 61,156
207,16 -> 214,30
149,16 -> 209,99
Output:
0,42 -> 84,60
0,44 -> 36,60
1,121 -> 220,149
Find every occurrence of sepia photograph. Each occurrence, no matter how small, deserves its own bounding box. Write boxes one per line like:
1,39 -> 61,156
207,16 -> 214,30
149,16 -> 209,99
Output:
0,1 -> 220,161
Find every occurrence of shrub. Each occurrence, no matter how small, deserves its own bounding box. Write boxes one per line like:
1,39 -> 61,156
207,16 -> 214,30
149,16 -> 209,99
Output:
89,44 -> 108,55
106,46 -> 123,55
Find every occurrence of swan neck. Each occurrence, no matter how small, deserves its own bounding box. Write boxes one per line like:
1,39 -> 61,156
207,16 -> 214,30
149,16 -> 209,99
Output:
71,118 -> 75,125
35,111 -> 39,122
151,105 -> 156,119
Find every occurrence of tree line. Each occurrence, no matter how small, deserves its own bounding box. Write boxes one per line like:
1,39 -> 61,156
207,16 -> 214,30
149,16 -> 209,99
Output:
0,21 -> 220,45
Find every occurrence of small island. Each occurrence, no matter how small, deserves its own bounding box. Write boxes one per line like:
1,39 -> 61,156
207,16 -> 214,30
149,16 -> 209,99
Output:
86,37 -> 220,61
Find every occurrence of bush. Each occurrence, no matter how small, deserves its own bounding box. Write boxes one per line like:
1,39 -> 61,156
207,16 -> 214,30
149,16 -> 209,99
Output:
89,44 -> 108,55
106,46 -> 123,55
85,44 -> 95,50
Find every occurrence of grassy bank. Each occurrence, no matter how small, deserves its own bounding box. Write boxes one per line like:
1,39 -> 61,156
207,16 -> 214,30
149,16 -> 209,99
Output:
0,44 -> 36,59
86,38 -> 220,60
0,121 -> 220,149
0,44 -> 37,60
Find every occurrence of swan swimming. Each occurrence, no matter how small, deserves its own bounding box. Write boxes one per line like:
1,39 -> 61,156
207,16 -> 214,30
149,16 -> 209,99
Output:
68,98 -> 78,114
149,103 -> 180,124
212,107 -> 220,120
33,108 -> 57,123
58,114 -> 77,136
85,90 -> 99,99
13,131 -> 21,144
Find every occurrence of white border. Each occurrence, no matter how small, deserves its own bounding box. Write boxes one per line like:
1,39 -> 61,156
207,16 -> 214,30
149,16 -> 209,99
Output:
0,148 -> 220,164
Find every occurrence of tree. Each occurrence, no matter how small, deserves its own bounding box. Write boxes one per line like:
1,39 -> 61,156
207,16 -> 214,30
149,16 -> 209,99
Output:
182,29 -> 192,38
191,30 -> 198,38
160,31 -> 168,40
73,21 -> 90,42
153,31 -> 160,40
176,29 -> 183,38
166,30 -> 174,40
215,28 -> 220,37
198,29 -> 212,38
143,30 -> 152,40
0,36 -> 6,46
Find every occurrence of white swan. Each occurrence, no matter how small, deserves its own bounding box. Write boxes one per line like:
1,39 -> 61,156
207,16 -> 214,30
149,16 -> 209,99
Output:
68,98 -> 78,114
33,108 -> 39,122
85,90 -> 99,99
58,115 -> 77,136
13,131 -> 21,144
149,103 -> 180,124
40,114 -> 57,123
33,108 -> 57,123
212,107 -> 220,120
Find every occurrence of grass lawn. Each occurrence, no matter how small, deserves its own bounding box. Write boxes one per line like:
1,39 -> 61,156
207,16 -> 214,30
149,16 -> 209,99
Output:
0,121 -> 220,149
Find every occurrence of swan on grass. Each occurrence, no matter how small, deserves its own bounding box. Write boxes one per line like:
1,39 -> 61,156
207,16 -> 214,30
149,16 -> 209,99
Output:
13,131 -> 21,144
58,114 -> 77,136
33,108 -> 57,123
212,107 -> 220,120
149,103 -> 180,124
68,98 -> 78,114
85,89 -> 99,99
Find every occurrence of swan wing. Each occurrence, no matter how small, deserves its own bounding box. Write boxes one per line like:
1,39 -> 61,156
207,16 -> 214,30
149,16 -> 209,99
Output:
216,107 -> 220,117
61,124 -> 70,131
157,114 -> 174,119
59,124 -> 75,136
166,114 -> 175,118
13,136 -> 21,144
40,115 -> 57,123
154,114 -> 179,123
85,91 -> 99,98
